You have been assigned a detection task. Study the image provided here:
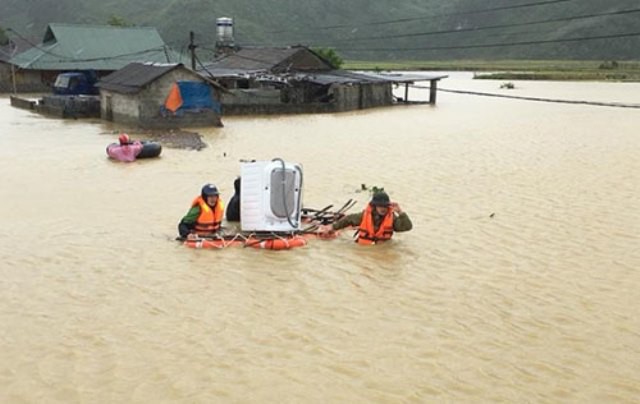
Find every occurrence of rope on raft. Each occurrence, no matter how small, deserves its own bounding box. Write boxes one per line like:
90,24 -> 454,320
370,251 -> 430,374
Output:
178,199 -> 357,244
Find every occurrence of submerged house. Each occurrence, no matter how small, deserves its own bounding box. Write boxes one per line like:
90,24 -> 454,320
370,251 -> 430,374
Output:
7,23 -> 184,92
96,62 -> 224,128
199,46 -> 392,114
199,45 -> 447,115
0,37 -> 34,92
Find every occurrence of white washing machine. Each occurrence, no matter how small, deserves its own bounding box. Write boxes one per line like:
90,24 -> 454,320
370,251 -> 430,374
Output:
240,159 -> 303,232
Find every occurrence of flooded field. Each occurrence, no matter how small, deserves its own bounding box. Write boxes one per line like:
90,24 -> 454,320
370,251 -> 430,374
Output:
1,73 -> 639,402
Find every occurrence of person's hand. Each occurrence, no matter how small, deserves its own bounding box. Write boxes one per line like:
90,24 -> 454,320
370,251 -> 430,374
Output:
390,202 -> 403,214
186,232 -> 199,240
317,224 -> 337,240
317,224 -> 332,234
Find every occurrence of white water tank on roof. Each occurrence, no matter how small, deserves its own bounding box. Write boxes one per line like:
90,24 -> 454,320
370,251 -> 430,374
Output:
216,17 -> 234,46
240,159 -> 303,232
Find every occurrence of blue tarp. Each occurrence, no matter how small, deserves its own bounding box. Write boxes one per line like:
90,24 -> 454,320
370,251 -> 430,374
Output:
166,81 -> 221,114
178,81 -> 213,110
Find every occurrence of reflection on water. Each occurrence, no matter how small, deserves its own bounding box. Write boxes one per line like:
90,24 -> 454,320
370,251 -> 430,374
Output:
1,74 -> 639,402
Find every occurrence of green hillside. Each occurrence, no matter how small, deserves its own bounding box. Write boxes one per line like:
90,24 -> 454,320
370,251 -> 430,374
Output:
1,0 -> 638,61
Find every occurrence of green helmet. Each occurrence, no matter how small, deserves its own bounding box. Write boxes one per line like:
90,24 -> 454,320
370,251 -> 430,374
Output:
371,191 -> 390,206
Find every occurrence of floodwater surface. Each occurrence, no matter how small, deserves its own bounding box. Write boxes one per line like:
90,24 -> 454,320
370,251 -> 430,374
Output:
1,73 -> 639,403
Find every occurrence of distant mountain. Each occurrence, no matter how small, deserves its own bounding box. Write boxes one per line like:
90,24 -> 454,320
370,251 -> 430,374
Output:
1,0 -> 638,61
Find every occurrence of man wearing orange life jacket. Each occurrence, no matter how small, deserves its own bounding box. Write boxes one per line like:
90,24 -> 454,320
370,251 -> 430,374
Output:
318,191 -> 412,245
178,184 -> 225,239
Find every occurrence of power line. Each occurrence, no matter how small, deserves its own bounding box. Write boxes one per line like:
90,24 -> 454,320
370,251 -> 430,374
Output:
199,46 -> 281,67
334,31 -> 640,52
267,0 -> 573,34
7,27 -> 177,64
319,8 -> 640,44
48,46 -> 171,63
6,28 -> 71,60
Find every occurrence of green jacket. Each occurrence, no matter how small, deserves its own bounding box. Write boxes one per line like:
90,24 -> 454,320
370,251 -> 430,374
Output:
178,206 -> 202,237
331,211 -> 413,232
180,206 -> 201,224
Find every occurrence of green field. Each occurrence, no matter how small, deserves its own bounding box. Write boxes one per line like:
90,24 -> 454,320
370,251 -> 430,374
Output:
343,60 -> 640,81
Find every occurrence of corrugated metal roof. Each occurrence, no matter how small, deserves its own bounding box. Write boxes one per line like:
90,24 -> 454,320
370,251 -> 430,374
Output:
199,67 -> 265,79
199,46 -> 333,73
198,49 -> 448,86
294,70 -> 448,85
96,62 -> 225,94
203,47 -> 301,70
9,23 -> 186,70
298,70 -> 391,85
356,72 -> 450,82
96,62 -> 183,94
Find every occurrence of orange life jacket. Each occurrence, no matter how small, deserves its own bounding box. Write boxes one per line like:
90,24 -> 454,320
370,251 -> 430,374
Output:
192,196 -> 225,235
356,204 -> 394,245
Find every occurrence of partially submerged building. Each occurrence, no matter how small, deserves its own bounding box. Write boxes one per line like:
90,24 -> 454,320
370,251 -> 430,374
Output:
198,18 -> 447,115
200,46 -> 384,114
0,37 -> 34,92
96,62 -> 224,128
200,45 -> 447,115
6,23 -> 184,92
199,17 -> 447,115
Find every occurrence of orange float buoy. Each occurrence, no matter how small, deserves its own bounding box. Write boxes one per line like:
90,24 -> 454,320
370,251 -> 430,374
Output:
245,235 -> 307,250
183,234 -> 309,250
184,238 -> 244,249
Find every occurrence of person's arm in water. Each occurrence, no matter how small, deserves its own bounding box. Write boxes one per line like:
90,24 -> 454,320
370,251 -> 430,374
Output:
318,202 -> 412,235
317,212 -> 363,235
131,140 -> 144,157
331,212 -> 363,230
178,206 -> 200,237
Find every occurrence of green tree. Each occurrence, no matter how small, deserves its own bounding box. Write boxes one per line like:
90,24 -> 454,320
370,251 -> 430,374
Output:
107,15 -> 132,27
313,47 -> 343,69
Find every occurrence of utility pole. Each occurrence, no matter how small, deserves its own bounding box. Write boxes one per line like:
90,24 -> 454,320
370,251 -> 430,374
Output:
188,31 -> 197,70
5,28 -> 18,93
11,62 -> 16,94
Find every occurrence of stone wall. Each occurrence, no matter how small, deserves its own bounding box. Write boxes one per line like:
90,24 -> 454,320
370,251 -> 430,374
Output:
37,95 -> 100,118
223,103 -> 333,116
221,89 -> 282,105
9,95 -> 36,109
100,92 -> 139,121
138,70 -> 198,119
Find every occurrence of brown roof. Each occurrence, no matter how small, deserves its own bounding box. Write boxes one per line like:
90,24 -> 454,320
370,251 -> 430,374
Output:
96,62 -> 182,93
97,62 -> 224,94
200,46 -> 334,74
